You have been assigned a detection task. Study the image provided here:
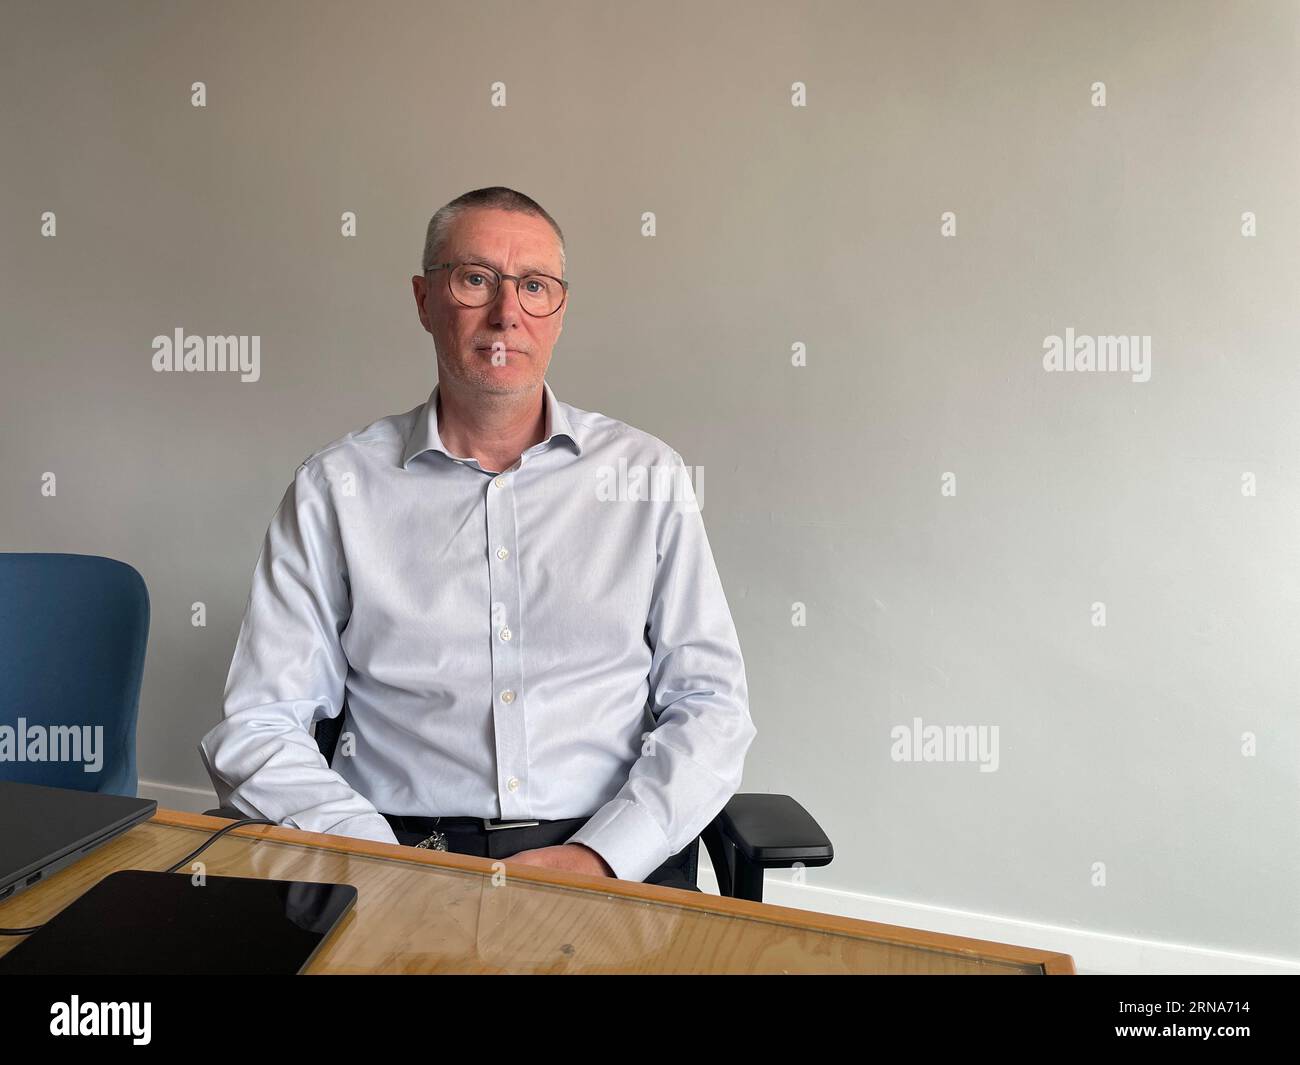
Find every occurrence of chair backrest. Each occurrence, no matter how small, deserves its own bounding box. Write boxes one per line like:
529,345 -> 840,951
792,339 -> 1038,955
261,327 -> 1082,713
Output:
0,553 -> 150,795
314,709 -> 344,764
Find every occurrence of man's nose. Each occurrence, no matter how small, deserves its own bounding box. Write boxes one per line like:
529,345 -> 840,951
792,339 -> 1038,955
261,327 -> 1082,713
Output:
487,277 -> 525,324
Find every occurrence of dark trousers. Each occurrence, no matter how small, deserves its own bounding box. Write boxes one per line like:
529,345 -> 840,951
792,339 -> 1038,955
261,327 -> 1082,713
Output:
381,813 -> 701,892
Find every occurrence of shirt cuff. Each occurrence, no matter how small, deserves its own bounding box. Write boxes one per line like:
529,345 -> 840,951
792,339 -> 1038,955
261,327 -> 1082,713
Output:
565,798 -> 670,884
314,812 -> 400,846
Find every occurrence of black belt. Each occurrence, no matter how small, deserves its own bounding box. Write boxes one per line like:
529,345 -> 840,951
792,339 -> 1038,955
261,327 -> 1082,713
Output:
385,814 -> 589,834
382,813 -> 592,854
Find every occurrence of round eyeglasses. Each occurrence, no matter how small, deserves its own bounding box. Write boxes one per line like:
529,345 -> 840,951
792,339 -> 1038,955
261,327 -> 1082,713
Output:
426,261 -> 569,317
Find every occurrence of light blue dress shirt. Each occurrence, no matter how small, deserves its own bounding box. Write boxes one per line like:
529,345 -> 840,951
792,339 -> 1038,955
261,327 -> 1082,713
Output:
198,380 -> 755,883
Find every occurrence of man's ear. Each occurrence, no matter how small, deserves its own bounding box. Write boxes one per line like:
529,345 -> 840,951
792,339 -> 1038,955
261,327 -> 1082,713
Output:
412,275 -> 434,334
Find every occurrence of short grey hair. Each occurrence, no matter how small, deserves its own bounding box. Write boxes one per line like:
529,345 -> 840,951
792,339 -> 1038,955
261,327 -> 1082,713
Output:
421,186 -> 566,277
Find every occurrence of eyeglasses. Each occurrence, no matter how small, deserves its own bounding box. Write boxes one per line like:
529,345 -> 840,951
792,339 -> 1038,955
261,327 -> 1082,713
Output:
425,261 -> 569,318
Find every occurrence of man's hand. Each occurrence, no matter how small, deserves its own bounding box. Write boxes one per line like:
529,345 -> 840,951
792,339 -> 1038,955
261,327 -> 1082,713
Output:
504,843 -> 614,878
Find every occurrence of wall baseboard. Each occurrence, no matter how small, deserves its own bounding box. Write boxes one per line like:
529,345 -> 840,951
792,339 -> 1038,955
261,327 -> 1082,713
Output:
139,778 -> 220,814
138,779 -> 1298,976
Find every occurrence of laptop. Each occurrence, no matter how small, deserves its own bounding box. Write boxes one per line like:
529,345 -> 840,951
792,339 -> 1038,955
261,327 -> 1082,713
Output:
0,780 -> 156,903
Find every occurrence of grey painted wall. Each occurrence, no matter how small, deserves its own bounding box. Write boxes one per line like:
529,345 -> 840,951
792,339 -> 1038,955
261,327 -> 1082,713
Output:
2,0 -> 1296,960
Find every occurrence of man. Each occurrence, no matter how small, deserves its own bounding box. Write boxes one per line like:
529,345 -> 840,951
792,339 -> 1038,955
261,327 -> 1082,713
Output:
199,186 -> 755,892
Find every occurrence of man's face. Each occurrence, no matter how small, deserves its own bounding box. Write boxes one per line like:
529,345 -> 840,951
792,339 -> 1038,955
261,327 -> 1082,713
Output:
412,207 -> 567,397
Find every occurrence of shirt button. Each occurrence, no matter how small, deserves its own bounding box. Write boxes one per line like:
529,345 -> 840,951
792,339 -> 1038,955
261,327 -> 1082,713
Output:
499,628 -> 512,641
506,776 -> 520,792
500,689 -> 515,704
496,547 -> 509,560
494,476 -> 506,488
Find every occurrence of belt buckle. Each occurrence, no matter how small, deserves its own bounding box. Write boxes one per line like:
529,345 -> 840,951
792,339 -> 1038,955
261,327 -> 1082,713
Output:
482,817 -> 540,831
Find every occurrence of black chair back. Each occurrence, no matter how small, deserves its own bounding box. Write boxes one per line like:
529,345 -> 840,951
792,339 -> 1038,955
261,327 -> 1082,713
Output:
314,711 -> 344,764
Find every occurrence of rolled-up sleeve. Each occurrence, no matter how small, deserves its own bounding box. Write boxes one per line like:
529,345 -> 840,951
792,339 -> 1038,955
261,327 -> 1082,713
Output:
198,460 -> 398,845
567,450 -> 756,883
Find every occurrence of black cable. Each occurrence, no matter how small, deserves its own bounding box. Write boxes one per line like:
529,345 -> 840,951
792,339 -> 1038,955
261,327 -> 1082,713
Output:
158,817 -> 276,874
0,817 -> 277,937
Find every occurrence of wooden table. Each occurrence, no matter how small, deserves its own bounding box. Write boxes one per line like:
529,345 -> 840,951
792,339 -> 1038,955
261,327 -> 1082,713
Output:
0,810 -> 1075,974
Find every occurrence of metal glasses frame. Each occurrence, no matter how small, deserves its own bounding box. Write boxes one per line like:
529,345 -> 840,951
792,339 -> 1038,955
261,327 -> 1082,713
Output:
425,261 -> 570,317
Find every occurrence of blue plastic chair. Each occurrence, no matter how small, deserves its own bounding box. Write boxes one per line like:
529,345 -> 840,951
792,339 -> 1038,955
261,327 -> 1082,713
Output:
0,553 -> 149,795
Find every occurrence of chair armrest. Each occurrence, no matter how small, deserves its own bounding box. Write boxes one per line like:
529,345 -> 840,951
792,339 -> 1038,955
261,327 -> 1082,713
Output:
715,793 -> 833,869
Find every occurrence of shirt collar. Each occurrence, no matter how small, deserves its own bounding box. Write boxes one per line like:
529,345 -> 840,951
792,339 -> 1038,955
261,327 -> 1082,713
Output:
401,378 -> 582,469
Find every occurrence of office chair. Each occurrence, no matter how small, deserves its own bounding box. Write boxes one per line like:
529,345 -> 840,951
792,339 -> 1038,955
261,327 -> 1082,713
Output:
0,552 -> 150,796
206,709 -> 833,902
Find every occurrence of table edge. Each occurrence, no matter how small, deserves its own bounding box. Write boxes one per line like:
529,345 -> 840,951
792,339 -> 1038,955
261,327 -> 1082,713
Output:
150,809 -> 1076,974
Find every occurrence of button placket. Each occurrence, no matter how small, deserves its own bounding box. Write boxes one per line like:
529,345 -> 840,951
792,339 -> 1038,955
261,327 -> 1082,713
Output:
485,470 -> 528,817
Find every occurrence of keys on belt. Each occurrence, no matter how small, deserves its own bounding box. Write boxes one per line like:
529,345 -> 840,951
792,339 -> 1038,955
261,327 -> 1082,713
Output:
414,817 -> 541,851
